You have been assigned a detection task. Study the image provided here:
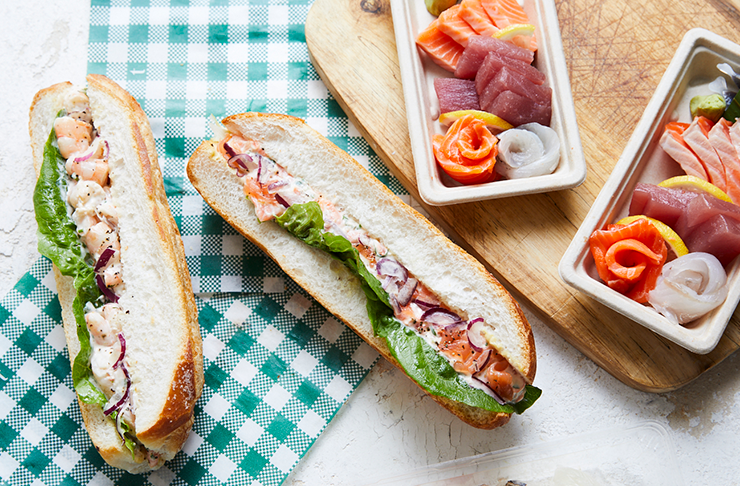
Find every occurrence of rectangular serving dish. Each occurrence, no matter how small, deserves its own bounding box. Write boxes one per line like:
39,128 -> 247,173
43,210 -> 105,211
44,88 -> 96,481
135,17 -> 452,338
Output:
390,0 -> 586,206
559,28 -> 740,355
369,421 -> 684,486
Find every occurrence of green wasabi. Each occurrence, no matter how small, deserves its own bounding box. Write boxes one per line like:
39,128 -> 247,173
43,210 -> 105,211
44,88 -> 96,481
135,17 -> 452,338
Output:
690,94 -> 725,122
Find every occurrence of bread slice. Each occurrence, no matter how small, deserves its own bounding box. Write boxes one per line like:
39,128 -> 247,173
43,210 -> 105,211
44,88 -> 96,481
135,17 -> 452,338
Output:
29,75 -> 203,472
187,113 -> 535,429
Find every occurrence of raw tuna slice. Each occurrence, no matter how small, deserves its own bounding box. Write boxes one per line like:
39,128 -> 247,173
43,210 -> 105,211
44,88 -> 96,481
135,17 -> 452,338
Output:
475,51 -> 546,95
478,66 -> 551,112
454,35 -> 534,79
629,183 -> 699,227
673,193 -> 740,265
485,90 -> 551,126
434,78 -> 480,113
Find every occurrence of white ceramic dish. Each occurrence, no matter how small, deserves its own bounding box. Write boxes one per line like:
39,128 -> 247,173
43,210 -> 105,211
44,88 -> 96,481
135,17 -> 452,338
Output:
559,28 -> 740,355
369,421 -> 683,486
390,0 -> 586,206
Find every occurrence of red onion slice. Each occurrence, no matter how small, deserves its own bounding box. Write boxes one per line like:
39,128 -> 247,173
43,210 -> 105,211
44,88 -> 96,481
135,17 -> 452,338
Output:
223,141 -> 237,159
474,348 -> 492,373
102,140 -> 109,160
471,375 -> 506,405
412,298 -> 437,310
112,333 -> 126,369
275,193 -> 290,208
227,154 -> 257,177
376,258 -> 408,282
421,307 -> 462,328
104,366 -> 131,416
267,180 -> 288,193
96,274 -> 119,303
395,278 -> 417,307
94,248 -> 116,272
467,318 -> 487,352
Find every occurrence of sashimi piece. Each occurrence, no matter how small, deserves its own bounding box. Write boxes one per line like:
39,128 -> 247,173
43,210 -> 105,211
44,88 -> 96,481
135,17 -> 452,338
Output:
454,35 -> 535,79
682,116 -> 727,191
708,118 -> 740,204
659,123 -> 709,181
629,182 -> 699,228
681,214 -> 740,266
484,90 -> 551,126
673,192 -> 740,266
589,218 -> 667,303
437,5 -> 478,47
475,51 -> 546,95
478,66 -> 551,111
458,0 -> 500,37
480,0 -> 538,50
434,78 -> 480,113
416,19 -> 465,73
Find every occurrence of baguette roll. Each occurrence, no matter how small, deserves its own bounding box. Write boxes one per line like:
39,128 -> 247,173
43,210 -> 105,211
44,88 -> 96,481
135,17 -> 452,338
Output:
29,75 -> 203,472
187,113 -> 537,429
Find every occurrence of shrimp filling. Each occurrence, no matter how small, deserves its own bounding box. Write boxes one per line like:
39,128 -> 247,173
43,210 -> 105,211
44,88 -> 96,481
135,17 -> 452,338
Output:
218,134 -> 527,403
54,91 -> 142,446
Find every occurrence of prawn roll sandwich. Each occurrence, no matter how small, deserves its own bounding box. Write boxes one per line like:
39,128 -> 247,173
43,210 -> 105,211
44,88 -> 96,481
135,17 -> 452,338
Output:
187,113 -> 540,428
29,74 -> 203,471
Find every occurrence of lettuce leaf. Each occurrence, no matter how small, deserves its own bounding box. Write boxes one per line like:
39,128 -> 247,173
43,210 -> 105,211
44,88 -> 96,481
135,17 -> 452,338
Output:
33,126 -> 106,407
276,202 -> 540,414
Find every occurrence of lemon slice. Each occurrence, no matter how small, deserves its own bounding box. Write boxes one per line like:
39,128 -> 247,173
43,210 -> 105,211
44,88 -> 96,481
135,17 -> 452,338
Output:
616,215 -> 689,258
438,110 -> 513,133
492,23 -> 536,43
658,175 -> 733,203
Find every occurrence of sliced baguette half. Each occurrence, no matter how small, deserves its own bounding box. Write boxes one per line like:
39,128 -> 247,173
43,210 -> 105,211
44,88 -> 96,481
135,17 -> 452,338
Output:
29,75 -> 203,472
187,112 -> 535,429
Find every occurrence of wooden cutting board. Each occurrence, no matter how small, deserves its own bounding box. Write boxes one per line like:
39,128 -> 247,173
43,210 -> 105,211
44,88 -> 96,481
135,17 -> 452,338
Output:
305,0 -> 740,392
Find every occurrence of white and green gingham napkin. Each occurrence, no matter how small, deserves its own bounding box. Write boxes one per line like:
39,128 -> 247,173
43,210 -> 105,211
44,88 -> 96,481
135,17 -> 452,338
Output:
0,0 -> 411,484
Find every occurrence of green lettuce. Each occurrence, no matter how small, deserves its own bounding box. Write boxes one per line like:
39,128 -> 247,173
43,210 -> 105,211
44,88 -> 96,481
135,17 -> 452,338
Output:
276,202 -> 540,414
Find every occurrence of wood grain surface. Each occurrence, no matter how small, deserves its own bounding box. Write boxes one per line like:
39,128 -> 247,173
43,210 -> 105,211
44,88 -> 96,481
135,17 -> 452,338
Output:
305,0 -> 740,391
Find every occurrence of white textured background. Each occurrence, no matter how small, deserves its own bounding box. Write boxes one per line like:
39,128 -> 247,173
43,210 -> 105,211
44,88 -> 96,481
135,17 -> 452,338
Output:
2,1 -> 739,485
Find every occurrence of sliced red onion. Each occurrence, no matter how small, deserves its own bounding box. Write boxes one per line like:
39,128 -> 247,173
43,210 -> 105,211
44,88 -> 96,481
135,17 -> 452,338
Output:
96,274 -> 119,303
389,295 -> 401,314
104,366 -> 131,416
227,154 -> 256,177
467,318 -> 487,352
396,278 -> 417,307
471,375 -> 506,405
275,193 -> 290,208
223,141 -> 237,158
267,180 -> 288,193
376,258 -> 407,282
412,298 -> 437,310
112,333 -> 126,369
70,145 -> 96,163
102,140 -> 109,159
474,349 -> 492,373
94,247 -> 116,272
421,307 -> 463,328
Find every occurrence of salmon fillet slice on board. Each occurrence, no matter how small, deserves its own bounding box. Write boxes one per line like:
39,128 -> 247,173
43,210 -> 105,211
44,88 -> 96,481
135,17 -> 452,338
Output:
682,116 -> 728,192
459,0 -> 500,37
480,0 -> 538,50
659,123 -> 709,181
708,118 -> 740,204
416,19 -> 465,72
437,5 -> 478,47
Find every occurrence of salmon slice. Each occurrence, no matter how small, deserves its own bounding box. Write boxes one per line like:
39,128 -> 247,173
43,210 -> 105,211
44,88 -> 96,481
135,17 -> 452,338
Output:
682,116 -> 727,191
437,5 -> 478,47
480,0 -> 538,50
459,0 -> 500,37
589,219 -> 667,303
708,118 -> 740,204
416,19 -> 465,73
660,123 -> 709,180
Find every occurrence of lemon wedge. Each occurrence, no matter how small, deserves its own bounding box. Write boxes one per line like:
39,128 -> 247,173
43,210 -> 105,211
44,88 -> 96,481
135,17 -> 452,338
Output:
616,215 -> 689,258
492,23 -> 536,47
438,110 -> 513,133
658,175 -> 733,203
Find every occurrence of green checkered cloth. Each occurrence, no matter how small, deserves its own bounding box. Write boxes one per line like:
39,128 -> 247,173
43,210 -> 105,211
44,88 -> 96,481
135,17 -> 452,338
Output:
0,0 -> 411,484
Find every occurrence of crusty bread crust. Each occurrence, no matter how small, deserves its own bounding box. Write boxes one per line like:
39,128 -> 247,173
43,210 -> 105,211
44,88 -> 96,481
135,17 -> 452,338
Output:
186,112 -> 535,429
29,76 -> 203,472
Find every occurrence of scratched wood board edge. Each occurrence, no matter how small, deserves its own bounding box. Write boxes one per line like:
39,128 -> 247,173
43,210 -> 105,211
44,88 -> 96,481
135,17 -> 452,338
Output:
304,0 -> 740,392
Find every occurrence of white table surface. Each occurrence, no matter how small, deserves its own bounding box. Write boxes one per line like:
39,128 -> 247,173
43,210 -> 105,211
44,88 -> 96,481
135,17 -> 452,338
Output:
2,1 -> 739,485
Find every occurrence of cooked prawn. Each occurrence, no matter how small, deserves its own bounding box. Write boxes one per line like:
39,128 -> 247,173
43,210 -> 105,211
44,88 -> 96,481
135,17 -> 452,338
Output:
54,116 -> 94,159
